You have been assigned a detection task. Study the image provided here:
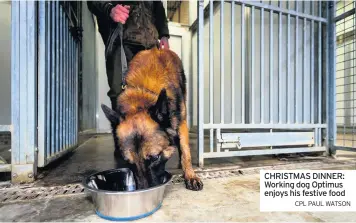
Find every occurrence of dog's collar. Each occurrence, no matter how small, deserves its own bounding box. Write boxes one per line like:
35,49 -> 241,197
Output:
120,84 -> 159,97
121,83 -> 133,92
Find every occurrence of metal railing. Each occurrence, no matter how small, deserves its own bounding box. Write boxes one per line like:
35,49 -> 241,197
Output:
197,0 -> 329,167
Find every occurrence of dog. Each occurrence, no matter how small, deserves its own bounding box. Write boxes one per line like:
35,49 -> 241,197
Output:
101,48 -> 203,191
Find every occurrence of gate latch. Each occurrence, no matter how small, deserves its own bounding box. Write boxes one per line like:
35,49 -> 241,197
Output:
236,137 -> 242,149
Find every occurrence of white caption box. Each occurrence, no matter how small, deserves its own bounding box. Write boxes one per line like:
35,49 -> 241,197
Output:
260,170 -> 356,212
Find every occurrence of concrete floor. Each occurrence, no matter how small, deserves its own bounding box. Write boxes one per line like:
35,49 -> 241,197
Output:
32,133 -> 329,187
0,132 -> 353,185
1,165 -> 356,222
1,133 -> 356,222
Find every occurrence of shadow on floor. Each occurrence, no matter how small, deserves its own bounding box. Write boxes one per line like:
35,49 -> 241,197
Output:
32,133 -> 327,187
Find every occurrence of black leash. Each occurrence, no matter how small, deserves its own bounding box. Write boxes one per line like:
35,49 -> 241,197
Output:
105,23 -> 128,91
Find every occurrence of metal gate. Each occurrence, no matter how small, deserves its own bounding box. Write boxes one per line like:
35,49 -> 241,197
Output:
330,0 -> 356,153
37,1 -> 82,167
197,0 -> 329,167
0,1 -> 82,182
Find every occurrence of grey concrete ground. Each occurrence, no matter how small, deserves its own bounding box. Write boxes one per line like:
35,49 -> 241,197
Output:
1,167 -> 356,222
32,134 -> 328,187
0,134 -> 356,222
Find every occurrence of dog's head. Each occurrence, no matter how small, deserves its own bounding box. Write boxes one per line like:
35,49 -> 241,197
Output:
101,89 -> 175,189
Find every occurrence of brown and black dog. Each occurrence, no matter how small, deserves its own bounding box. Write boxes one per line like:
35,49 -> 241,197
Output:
101,48 -> 203,191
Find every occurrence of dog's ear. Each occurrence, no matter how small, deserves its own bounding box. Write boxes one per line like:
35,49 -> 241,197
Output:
101,104 -> 120,125
149,89 -> 170,125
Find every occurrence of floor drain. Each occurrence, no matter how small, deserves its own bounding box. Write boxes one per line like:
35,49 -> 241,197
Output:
0,184 -> 85,203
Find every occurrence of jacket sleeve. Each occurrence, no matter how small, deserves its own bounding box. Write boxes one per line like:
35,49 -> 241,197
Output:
153,1 -> 170,39
87,1 -> 114,21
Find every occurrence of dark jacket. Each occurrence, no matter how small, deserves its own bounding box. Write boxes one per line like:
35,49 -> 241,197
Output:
87,1 -> 170,49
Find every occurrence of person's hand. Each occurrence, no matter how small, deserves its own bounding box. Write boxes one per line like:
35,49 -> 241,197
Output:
159,37 -> 169,50
110,4 -> 130,24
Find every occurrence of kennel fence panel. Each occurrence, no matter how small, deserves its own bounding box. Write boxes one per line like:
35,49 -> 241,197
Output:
332,0 -> 356,152
197,0 -> 329,167
37,1 -> 80,167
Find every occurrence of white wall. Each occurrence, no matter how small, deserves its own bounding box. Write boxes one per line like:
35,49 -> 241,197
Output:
0,2 -> 11,125
167,23 -> 192,127
81,3 -> 98,131
189,0 -> 209,26
95,19 -> 112,133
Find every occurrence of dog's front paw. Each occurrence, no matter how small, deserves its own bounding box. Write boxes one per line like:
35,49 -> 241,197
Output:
184,175 -> 203,191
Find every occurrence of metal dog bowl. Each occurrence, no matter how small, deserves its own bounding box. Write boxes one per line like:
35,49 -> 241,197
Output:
82,168 -> 172,221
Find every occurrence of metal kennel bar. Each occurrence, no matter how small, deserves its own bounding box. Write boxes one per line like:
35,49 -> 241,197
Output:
37,1 -> 80,167
197,0 -> 329,167
0,1 -> 38,177
9,0 -> 38,182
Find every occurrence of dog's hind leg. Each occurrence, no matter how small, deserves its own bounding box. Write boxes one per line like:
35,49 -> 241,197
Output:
178,120 -> 203,191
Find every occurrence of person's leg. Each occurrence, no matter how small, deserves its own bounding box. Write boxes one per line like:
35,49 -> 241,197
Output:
105,43 -> 148,110
123,43 -> 146,62
106,46 -> 124,110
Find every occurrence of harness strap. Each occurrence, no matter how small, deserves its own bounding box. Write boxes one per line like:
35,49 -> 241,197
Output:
105,23 -> 128,91
119,24 -> 128,90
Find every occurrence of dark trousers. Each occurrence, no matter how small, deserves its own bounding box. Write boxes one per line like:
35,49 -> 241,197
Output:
105,43 -> 156,109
